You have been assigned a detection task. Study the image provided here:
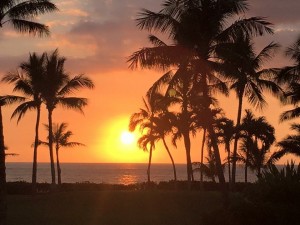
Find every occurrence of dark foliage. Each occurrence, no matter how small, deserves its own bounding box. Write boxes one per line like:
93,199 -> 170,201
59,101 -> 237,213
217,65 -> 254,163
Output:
202,162 -> 300,225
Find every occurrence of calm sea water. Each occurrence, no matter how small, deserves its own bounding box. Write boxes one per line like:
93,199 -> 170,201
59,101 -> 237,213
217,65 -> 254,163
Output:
6,162 -> 257,185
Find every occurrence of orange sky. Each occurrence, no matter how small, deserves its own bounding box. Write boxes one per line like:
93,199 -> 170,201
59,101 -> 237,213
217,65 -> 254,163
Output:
1,0 -> 300,164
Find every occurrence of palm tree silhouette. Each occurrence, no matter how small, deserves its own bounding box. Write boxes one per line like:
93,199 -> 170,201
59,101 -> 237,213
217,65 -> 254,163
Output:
129,94 -> 160,183
0,0 -> 58,36
2,52 -> 46,193
217,35 -> 280,184
41,49 -> 94,186
238,109 -> 275,182
0,96 -> 25,224
0,1 -> 57,223
152,111 -> 177,182
277,37 -> 300,121
128,0 -> 273,190
215,117 -> 236,183
271,124 -> 300,161
39,123 -> 85,185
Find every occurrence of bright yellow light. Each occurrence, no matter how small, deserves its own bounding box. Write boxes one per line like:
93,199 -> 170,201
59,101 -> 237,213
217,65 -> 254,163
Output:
120,131 -> 135,145
97,116 -> 148,163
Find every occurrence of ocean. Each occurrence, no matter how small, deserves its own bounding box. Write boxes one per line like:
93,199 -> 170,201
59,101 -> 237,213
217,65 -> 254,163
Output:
6,162 -> 257,184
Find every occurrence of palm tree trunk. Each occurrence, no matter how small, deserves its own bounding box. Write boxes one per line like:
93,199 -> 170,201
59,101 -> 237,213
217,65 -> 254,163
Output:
226,143 -> 231,183
183,131 -> 193,188
207,122 -> 228,205
200,129 -> 206,183
147,144 -> 153,184
47,109 -> 56,186
245,148 -> 249,183
207,124 -> 225,184
162,138 -> 177,181
56,146 -> 61,185
0,106 -> 7,225
32,104 -> 41,194
232,91 -> 244,184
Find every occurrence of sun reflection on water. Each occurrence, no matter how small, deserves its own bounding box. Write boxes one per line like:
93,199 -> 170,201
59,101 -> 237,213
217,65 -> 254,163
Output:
118,174 -> 138,185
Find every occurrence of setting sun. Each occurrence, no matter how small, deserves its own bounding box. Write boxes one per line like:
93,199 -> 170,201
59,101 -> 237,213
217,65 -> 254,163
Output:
97,116 -> 148,163
120,131 -> 135,145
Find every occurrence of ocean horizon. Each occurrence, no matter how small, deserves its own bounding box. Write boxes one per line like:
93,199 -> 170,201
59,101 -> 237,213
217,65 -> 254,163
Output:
6,162 -> 258,185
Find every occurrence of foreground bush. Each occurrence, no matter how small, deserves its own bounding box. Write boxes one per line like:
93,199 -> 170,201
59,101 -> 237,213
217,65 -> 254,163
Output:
202,162 -> 300,225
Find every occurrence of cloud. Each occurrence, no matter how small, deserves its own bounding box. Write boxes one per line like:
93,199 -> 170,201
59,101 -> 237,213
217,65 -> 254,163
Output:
248,0 -> 300,25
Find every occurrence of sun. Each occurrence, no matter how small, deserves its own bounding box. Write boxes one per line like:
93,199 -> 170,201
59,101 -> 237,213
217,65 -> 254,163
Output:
120,131 -> 135,145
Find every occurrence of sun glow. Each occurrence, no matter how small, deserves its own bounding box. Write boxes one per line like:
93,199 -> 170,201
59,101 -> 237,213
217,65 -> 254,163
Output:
98,116 -> 148,163
120,131 -> 135,145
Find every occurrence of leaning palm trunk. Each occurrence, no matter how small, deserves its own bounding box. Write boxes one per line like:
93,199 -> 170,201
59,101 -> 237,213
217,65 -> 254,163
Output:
147,144 -> 153,184
32,104 -> 41,193
47,109 -> 56,186
232,91 -> 244,184
162,138 -> 177,181
55,147 -> 61,185
0,106 -> 7,225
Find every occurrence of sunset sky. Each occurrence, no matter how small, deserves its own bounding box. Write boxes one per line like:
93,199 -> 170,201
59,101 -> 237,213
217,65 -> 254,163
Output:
1,0 -> 300,164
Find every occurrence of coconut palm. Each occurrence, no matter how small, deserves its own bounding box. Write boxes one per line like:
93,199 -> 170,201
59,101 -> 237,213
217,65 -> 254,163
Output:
0,1 -> 57,223
129,93 -> 162,183
152,111 -> 177,181
271,124 -> 300,161
238,109 -> 275,182
277,36 -> 300,121
0,96 -> 25,224
41,49 -> 94,185
2,52 -> 46,193
39,123 -> 85,185
239,138 -> 274,179
215,117 -> 235,183
216,35 -> 281,184
128,0 -> 273,188
193,145 -> 226,183
0,0 -> 57,36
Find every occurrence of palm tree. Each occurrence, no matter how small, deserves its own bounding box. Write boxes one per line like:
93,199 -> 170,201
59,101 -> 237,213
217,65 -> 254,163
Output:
41,49 -> 94,186
0,0 -> 58,36
238,138 -> 274,179
128,0 -> 273,189
215,117 -> 235,183
193,145 -> 226,183
0,96 -> 25,224
277,36 -> 300,121
2,52 -> 46,193
152,111 -> 177,181
271,124 -> 300,161
217,35 -> 281,184
129,94 -> 160,183
238,109 -> 275,182
0,2 -> 57,222
39,123 -> 85,185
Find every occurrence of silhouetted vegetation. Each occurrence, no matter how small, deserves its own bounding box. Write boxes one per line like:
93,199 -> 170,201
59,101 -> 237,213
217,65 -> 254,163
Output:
0,1 -> 58,224
202,162 -> 300,225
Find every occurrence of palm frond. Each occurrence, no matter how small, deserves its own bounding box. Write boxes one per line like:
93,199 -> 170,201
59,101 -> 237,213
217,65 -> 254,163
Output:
254,42 -> 280,67
217,17 -> 273,42
57,97 -> 88,113
0,95 -> 26,106
148,35 -> 167,47
7,0 -> 58,19
280,107 -> 300,122
9,19 -> 50,36
11,100 -> 37,123
58,74 -> 94,96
